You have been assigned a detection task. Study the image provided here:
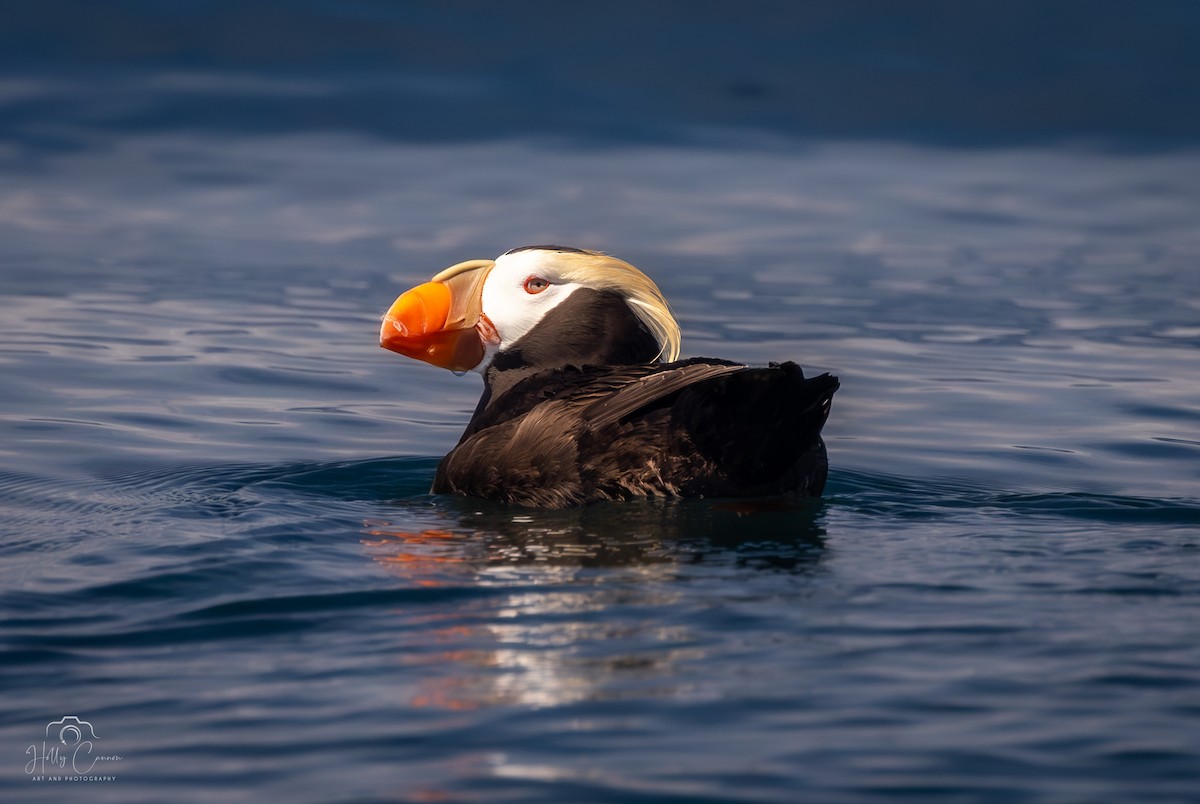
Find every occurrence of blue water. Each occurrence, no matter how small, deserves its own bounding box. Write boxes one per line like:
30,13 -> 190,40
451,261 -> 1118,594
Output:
4,3 -> 1200,802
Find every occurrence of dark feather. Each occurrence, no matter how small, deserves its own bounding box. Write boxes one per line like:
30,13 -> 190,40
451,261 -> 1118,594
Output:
432,358 -> 839,507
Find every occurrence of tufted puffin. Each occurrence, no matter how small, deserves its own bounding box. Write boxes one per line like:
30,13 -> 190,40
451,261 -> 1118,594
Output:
379,246 -> 839,508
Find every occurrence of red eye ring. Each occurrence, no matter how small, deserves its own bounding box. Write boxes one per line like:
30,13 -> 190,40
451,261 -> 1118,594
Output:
523,276 -> 550,294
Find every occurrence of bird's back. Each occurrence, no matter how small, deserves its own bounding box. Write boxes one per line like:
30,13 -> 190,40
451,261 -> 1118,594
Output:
432,359 -> 839,507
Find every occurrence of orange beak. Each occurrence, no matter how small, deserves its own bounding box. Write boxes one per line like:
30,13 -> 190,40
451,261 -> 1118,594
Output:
379,259 -> 496,372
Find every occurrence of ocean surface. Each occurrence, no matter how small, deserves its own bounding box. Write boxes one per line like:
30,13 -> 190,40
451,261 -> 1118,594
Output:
3,3 -> 1200,802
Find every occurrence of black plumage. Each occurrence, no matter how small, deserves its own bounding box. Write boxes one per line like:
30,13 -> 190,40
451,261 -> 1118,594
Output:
431,287 -> 839,508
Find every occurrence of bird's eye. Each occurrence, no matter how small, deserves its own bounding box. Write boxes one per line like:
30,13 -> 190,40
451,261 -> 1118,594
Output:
523,276 -> 550,294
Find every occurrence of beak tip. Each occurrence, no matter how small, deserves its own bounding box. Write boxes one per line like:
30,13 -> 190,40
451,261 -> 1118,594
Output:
380,316 -> 406,337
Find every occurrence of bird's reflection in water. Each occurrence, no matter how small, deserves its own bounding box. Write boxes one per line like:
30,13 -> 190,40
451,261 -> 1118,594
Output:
365,495 -> 828,578
361,496 -> 827,711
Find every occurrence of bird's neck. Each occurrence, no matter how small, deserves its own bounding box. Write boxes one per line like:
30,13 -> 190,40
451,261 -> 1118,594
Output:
488,288 -> 661,378
460,289 -> 663,438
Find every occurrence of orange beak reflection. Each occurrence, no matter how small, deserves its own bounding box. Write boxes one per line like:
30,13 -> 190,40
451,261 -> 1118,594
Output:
379,259 -> 496,372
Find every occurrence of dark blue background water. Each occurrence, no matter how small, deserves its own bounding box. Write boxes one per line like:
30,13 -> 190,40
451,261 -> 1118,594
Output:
3,2 -> 1200,801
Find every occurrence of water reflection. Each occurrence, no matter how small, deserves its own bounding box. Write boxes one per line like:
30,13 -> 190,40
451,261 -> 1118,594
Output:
362,497 -> 827,710
365,495 -> 827,578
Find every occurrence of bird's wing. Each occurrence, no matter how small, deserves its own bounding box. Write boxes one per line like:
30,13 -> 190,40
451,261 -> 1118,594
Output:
582,361 -> 747,431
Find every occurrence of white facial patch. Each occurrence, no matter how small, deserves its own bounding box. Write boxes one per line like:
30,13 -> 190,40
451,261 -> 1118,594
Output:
475,250 -> 584,372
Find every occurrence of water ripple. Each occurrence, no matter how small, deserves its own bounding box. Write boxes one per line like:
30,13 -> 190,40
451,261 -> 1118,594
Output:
828,469 -> 1200,526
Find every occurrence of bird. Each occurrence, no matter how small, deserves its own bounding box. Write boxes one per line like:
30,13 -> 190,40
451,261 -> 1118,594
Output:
379,245 -> 839,508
